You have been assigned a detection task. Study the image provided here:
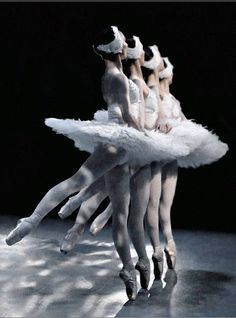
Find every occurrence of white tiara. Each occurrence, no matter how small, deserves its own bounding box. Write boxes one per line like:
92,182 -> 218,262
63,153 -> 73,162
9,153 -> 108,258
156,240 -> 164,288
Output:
143,45 -> 162,70
96,26 -> 124,54
127,36 -> 143,59
159,57 -> 174,79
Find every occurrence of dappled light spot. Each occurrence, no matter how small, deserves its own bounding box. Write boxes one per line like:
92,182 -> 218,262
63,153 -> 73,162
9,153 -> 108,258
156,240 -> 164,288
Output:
38,269 -> 51,277
19,280 -> 37,288
26,259 -> 46,267
82,259 -> 112,266
96,269 -> 110,277
75,277 -> 93,289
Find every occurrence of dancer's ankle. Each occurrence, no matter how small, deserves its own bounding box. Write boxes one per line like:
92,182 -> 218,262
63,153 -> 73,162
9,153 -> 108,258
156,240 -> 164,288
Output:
73,222 -> 85,233
123,260 -> 134,271
154,246 -> 162,255
138,256 -> 149,264
167,238 -> 175,245
27,212 -> 42,226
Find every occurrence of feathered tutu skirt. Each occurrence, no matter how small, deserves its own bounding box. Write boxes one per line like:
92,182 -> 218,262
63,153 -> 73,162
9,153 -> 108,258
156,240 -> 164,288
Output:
45,110 -> 228,168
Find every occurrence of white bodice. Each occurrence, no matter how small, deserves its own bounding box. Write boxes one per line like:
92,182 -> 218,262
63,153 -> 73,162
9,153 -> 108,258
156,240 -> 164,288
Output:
129,79 -> 140,104
144,87 -> 159,129
161,93 -> 182,119
108,79 -> 140,124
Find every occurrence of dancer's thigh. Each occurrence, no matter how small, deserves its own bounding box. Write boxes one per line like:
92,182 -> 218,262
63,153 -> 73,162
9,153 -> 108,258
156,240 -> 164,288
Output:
161,161 -> 178,204
105,164 -> 130,220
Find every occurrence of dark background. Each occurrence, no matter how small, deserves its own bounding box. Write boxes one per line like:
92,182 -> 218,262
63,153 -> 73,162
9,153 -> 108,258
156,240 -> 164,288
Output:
0,3 -> 235,232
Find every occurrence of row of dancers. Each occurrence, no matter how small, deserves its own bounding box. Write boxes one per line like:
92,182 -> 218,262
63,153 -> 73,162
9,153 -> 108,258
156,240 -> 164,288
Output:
6,26 -> 228,301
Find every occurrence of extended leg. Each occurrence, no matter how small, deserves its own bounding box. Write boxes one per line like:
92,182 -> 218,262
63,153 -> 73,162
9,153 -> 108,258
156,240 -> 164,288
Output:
6,144 -> 126,245
90,202 -> 113,235
58,176 -> 106,219
159,160 -> 178,268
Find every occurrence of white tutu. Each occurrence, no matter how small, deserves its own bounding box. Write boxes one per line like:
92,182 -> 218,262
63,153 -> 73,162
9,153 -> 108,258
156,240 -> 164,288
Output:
45,110 -> 228,168
45,117 -> 188,167
94,110 -> 228,168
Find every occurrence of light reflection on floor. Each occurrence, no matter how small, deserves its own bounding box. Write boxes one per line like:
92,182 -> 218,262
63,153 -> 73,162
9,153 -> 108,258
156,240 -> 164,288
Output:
0,216 -> 236,317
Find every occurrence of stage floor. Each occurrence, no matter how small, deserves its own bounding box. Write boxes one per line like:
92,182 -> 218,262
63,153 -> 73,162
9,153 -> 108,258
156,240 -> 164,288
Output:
0,215 -> 236,317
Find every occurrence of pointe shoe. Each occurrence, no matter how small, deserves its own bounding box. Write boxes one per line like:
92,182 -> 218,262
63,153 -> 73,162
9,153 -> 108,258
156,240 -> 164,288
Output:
152,247 -> 164,280
119,267 -> 137,301
164,239 -> 177,269
89,222 -> 104,236
60,226 -> 84,254
135,258 -> 150,290
58,198 -> 75,219
6,217 -> 36,246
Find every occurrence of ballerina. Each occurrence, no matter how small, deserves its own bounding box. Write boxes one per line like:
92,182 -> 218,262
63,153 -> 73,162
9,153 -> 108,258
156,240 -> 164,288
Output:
60,36 -> 163,289
145,55 -> 184,270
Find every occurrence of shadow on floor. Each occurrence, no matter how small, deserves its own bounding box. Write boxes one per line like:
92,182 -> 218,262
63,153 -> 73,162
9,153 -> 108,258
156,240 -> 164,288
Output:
115,269 -> 235,317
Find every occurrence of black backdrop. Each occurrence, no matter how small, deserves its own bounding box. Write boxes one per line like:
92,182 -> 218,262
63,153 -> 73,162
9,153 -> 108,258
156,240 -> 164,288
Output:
1,3 -> 235,232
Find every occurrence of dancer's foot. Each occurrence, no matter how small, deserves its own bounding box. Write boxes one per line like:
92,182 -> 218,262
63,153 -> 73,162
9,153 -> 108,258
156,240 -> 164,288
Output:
58,197 -> 76,219
90,205 -> 113,236
89,222 -> 104,236
119,266 -> 137,301
164,239 -> 176,269
60,225 -> 84,254
6,217 -> 37,246
135,258 -> 150,290
152,246 -> 164,280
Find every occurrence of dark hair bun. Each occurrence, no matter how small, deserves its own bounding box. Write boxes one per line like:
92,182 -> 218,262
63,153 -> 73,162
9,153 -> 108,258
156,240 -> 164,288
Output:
163,58 -> 167,68
144,47 -> 154,62
93,26 -> 119,62
93,26 -> 115,49
126,38 -> 136,49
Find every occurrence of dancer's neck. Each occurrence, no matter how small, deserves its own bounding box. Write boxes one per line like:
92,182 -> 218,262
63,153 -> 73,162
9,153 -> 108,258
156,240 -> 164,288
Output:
105,56 -> 123,73
160,78 -> 170,95
129,60 -> 144,80
147,69 -> 161,95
